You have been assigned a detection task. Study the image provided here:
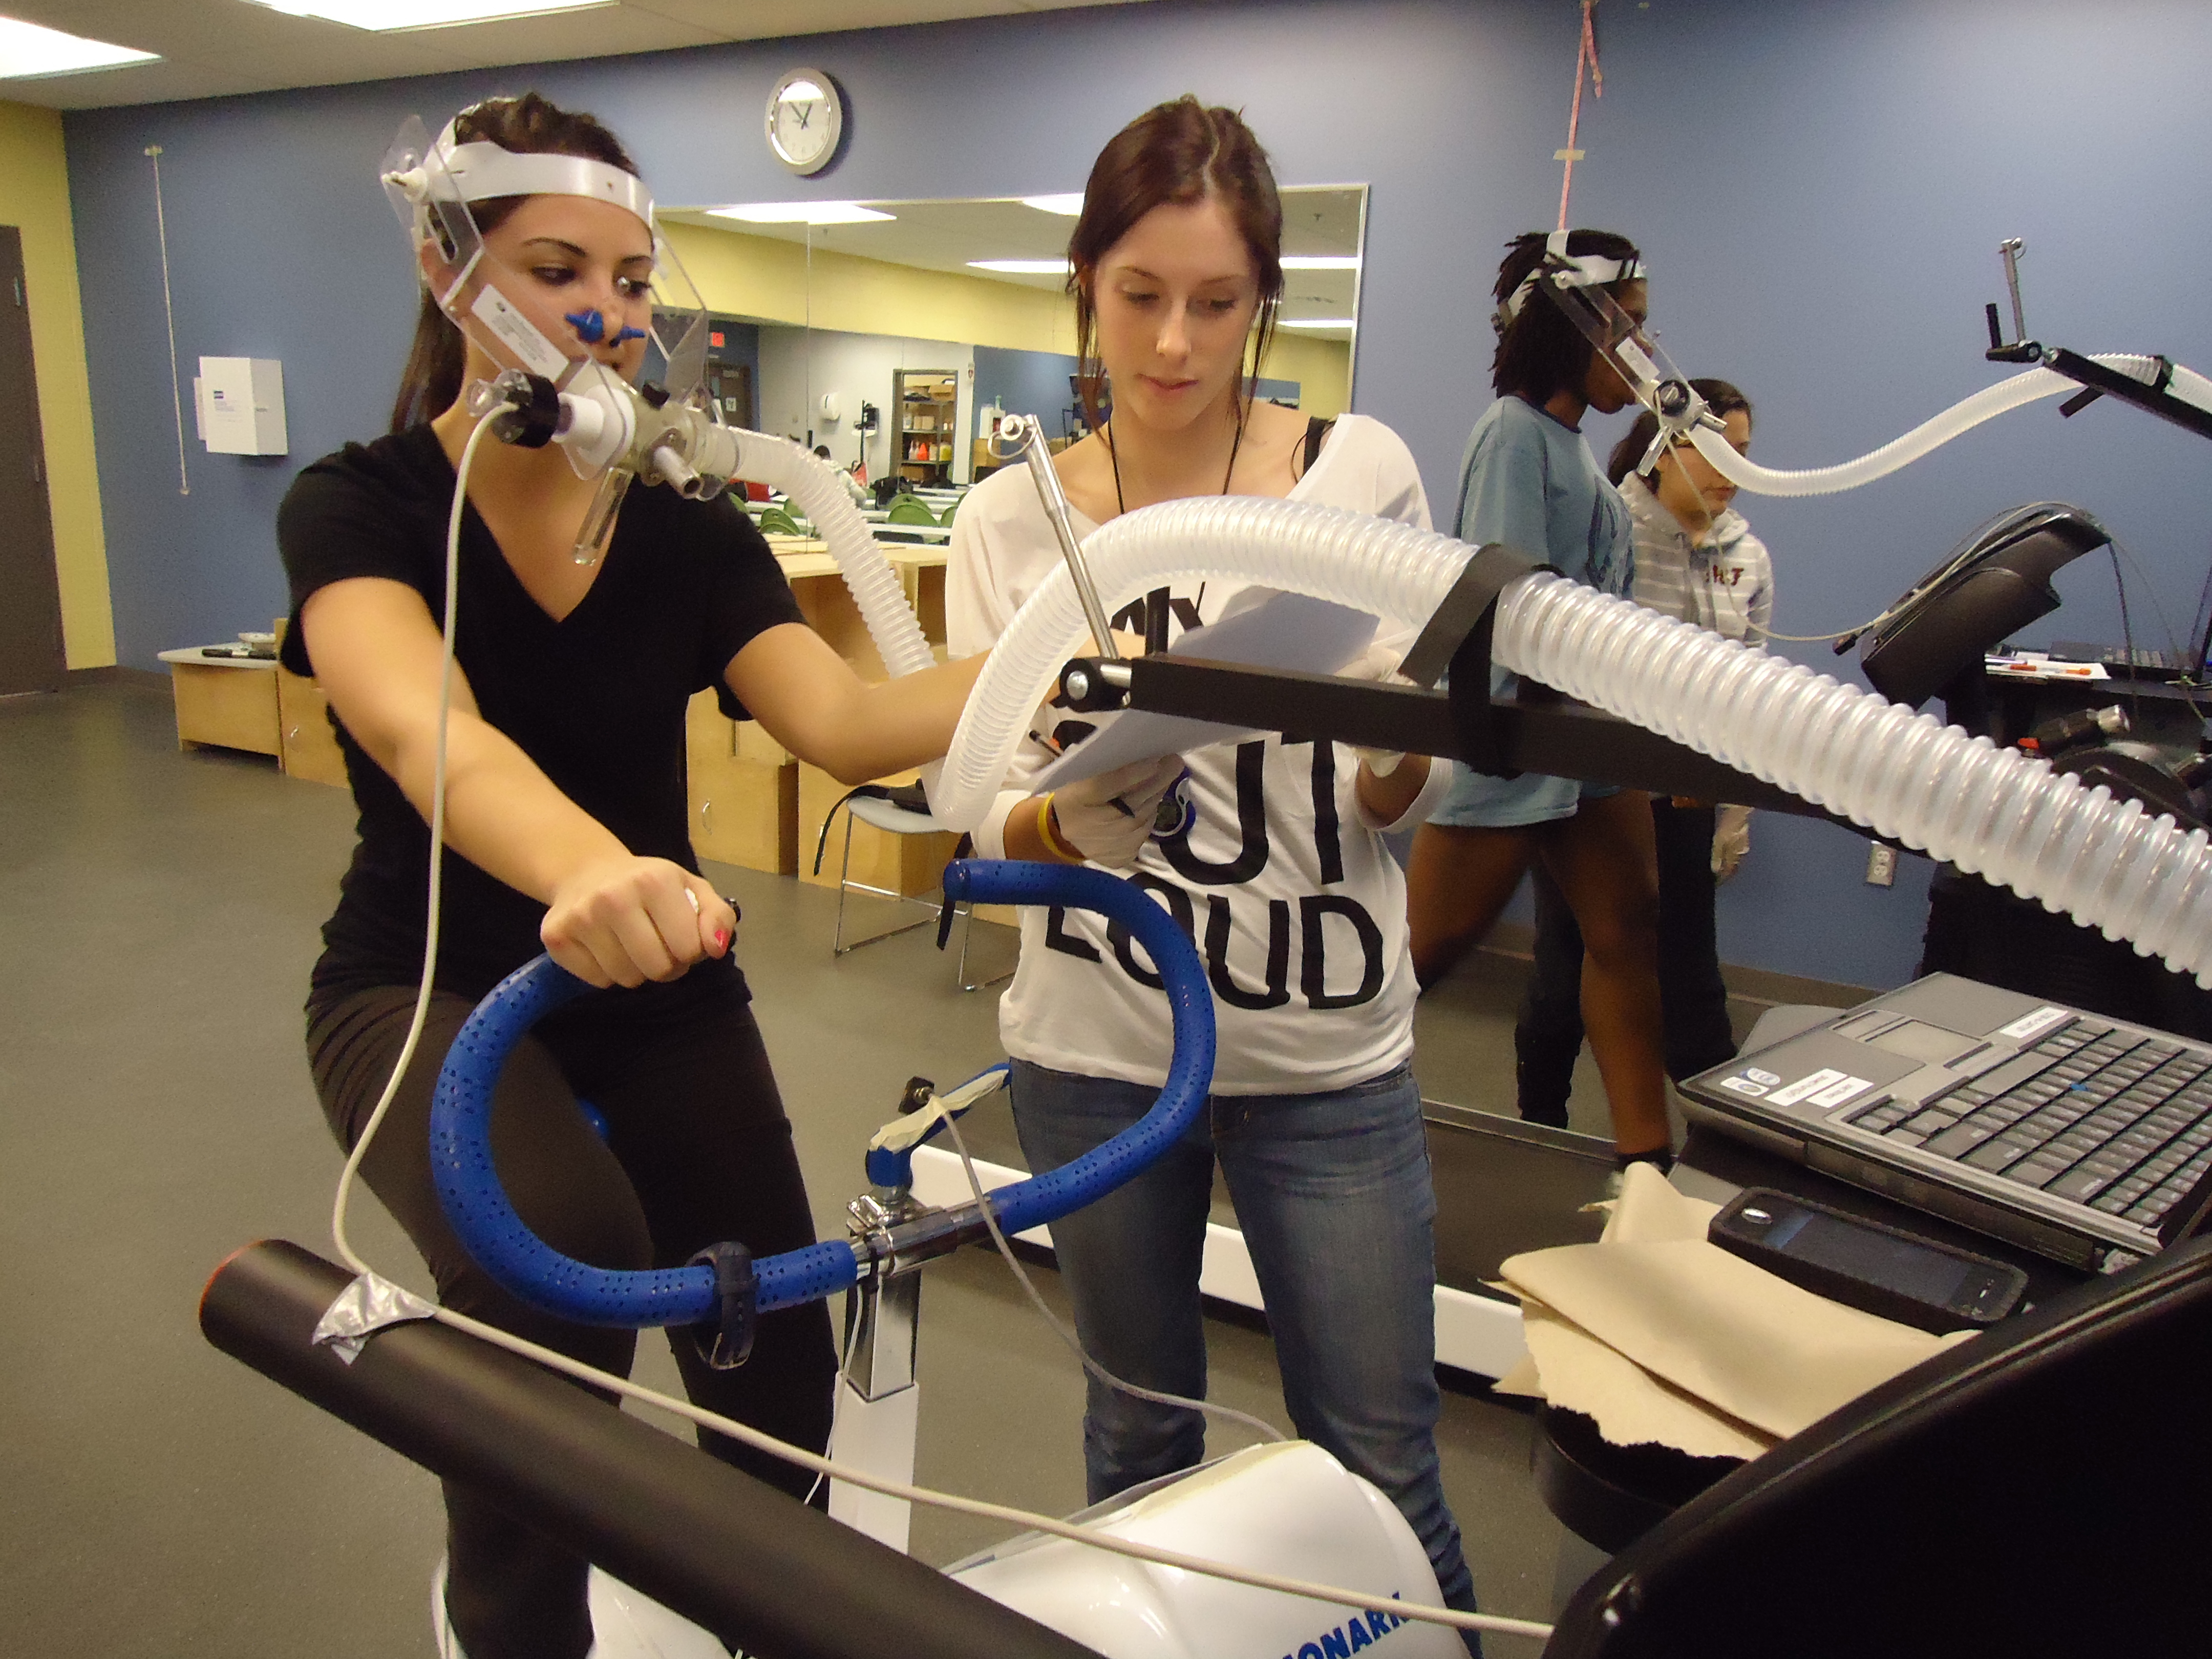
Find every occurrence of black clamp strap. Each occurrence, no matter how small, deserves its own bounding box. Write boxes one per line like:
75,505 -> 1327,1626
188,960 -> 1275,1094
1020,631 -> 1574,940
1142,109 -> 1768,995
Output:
1397,543 -> 1554,779
688,1241 -> 758,1371
935,834 -> 973,950
491,372 -> 563,449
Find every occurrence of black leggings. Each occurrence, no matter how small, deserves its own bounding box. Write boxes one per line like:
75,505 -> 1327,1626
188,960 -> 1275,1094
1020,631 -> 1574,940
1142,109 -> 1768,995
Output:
1514,799 -> 1739,1125
306,983 -> 837,1659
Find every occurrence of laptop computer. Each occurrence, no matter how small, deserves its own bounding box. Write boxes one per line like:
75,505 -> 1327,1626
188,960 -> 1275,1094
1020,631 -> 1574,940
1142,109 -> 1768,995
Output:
1677,973 -> 2212,1273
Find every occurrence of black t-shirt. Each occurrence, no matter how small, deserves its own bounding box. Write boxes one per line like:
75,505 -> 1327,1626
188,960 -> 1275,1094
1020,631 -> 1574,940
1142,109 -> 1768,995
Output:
279,424 -> 804,1008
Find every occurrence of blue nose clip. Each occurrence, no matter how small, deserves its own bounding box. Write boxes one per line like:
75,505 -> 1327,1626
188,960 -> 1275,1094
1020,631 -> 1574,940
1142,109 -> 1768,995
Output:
564,311 -> 648,348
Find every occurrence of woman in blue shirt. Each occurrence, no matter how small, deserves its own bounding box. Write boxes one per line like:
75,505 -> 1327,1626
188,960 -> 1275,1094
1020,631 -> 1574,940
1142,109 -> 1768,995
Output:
1406,229 -> 1672,1168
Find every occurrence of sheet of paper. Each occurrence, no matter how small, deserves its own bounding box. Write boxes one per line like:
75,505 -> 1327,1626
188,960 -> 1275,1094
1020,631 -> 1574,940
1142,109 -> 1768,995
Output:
1498,1165 -> 1976,1451
1029,591 -> 1379,793
1519,1295 -> 1777,1461
1985,651 -> 2111,683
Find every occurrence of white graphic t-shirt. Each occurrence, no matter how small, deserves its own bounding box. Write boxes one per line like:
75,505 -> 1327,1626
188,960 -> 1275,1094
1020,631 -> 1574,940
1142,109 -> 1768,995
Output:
946,414 -> 1433,1094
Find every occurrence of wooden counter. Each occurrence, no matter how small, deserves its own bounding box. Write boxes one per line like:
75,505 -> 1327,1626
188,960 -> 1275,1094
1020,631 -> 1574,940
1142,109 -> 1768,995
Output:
158,649 -> 280,758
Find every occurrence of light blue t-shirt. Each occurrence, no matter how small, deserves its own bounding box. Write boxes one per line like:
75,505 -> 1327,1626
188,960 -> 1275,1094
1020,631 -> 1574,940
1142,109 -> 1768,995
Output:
1431,395 -> 1633,828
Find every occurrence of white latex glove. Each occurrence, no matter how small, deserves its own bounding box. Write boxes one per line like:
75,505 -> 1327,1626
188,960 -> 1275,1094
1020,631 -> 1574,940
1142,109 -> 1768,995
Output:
1046,755 -> 1188,868
1712,804 -> 1752,883
1337,640 -> 1408,777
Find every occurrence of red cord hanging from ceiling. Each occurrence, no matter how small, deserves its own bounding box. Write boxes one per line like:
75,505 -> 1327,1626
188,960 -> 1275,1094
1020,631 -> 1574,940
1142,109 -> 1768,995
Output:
1556,0 -> 1604,231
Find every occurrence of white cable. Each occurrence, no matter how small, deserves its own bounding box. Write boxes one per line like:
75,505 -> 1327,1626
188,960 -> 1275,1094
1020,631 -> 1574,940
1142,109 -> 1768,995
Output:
938,1102 -> 1289,1447
144,144 -> 190,499
321,414 -> 1549,1645
412,1300 -> 1548,1643
802,1309 -> 859,1511
331,410 -> 498,1279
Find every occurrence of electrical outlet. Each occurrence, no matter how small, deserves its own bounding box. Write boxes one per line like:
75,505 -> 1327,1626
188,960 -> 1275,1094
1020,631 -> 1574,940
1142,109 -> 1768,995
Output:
1866,844 -> 1899,887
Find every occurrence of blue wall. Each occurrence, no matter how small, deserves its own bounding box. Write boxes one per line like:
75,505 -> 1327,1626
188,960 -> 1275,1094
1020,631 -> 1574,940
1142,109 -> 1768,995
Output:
708,317 -> 761,424
63,0 -> 2212,987
973,343 -> 1083,443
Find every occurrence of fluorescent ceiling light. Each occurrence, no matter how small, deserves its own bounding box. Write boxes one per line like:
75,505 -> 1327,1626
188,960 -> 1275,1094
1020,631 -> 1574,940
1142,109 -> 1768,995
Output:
1020,194 -> 1085,216
244,0 -> 612,30
1281,256 -> 1360,271
0,16 -> 158,78
1280,318 -> 1356,330
970,259 -> 1072,275
707,202 -> 896,226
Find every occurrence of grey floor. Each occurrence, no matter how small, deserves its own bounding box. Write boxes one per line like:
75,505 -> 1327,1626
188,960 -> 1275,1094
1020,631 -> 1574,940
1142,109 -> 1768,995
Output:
0,684 -> 1754,1656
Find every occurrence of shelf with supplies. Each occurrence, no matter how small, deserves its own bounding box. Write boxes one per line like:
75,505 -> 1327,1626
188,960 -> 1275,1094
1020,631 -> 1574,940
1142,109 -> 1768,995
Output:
892,369 -> 959,483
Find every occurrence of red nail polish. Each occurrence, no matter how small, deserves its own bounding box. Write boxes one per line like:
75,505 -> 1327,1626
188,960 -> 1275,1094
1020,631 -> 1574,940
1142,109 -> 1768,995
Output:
714,927 -> 731,951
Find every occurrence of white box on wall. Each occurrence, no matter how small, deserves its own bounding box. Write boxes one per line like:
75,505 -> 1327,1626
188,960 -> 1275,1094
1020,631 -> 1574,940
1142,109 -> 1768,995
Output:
197,356 -> 287,455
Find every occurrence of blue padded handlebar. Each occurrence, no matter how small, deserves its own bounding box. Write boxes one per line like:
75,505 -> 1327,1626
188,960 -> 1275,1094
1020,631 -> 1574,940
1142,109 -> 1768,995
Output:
430,860 -> 1216,1329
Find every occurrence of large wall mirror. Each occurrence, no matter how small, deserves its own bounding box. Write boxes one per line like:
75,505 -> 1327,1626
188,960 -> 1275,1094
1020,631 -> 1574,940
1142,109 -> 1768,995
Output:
658,185 -> 1364,486
660,185 -> 1603,1254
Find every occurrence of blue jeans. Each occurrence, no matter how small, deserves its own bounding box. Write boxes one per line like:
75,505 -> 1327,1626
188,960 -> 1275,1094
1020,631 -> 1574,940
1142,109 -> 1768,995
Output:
1009,1060 -> 1481,1646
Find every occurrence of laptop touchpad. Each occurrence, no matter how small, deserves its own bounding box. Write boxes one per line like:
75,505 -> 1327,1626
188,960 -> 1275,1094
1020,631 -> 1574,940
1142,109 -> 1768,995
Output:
1867,1019 -> 1981,1067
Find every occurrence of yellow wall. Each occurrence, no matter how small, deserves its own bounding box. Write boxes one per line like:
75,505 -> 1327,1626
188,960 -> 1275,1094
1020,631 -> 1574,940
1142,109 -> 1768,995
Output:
665,219 -> 1352,417
1262,329 -> 1350,420
0,101 -> 112,669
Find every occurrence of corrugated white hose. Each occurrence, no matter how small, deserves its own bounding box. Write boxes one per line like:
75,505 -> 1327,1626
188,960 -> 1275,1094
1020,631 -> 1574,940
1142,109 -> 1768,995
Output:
936,496 -> 2212,984
935,497 -> 1467,831
1684,354 -> 2212,497
1498,575 -> 2212,986
723,429 -> 938,679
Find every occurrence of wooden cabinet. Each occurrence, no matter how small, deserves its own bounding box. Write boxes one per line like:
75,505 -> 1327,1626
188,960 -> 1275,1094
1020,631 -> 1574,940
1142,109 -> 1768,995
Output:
687,691 -> 798,875
276,666 -> 348,786
159,649 -> 280,756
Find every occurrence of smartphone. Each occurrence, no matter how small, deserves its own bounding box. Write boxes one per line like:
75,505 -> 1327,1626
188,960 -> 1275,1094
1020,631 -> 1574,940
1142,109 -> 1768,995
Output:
1709,1188 -> 2028,1333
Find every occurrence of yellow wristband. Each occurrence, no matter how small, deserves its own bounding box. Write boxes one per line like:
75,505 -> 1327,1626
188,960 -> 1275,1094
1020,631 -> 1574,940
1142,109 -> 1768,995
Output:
1035,793 -> 1081,863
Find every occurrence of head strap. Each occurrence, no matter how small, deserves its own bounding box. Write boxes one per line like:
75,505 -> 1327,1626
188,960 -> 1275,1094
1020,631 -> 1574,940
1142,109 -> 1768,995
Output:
385,115 -> 655,231
1498,229 -> 1646,327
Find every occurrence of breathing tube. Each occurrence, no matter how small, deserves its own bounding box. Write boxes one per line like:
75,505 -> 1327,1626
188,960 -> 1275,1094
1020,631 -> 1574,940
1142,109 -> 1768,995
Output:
1516,256 -> 2212,499
714,428 -> 937,679
428,860 -> 1217,1329
934,496 -> 2212,987
1684,355 -> 2212,497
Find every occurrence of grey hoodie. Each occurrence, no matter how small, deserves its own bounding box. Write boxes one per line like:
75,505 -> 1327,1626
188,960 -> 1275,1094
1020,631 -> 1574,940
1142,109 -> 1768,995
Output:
1621,473 -> 1774,642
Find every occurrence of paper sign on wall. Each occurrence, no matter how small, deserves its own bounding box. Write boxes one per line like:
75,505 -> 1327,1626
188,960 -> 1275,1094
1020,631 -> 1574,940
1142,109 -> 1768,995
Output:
197,356 -> 288,456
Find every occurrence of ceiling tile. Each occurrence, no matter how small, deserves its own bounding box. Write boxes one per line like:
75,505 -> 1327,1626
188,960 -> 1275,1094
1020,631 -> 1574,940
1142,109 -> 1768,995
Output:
0,1 -> 1147,107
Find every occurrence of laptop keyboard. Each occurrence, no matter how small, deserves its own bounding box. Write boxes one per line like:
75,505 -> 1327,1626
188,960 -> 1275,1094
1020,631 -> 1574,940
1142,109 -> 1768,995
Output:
1846,1019 -> 2212,1229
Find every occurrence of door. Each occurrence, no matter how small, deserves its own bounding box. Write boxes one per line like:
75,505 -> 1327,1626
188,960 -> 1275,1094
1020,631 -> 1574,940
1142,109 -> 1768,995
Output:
707,361 -> 754,431
0,227 -> 67,695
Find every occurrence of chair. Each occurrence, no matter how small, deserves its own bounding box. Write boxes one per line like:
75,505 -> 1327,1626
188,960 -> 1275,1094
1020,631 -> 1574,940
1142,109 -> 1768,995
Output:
885,494 -> 939,526
1541,1233 -> 2212,1656
757,505 -> 804,538
810,783 -> 1011,992
937,493 -> 960,526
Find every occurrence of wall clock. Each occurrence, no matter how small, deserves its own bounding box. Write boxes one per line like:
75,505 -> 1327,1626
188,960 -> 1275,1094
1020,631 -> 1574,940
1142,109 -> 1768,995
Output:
767,68 -> 843,176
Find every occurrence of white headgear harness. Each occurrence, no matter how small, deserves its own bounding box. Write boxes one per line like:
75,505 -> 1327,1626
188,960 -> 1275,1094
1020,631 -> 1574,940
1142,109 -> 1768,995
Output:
1498,229 -> 1646,327
385,112 -> 656,231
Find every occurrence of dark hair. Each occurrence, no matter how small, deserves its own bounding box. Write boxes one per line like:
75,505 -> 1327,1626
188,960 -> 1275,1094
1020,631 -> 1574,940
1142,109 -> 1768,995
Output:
1490,228 -> 1641,403
1066,96 -> 1283,435
1605,378 -> 1753,486
389,93 -> 640,433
